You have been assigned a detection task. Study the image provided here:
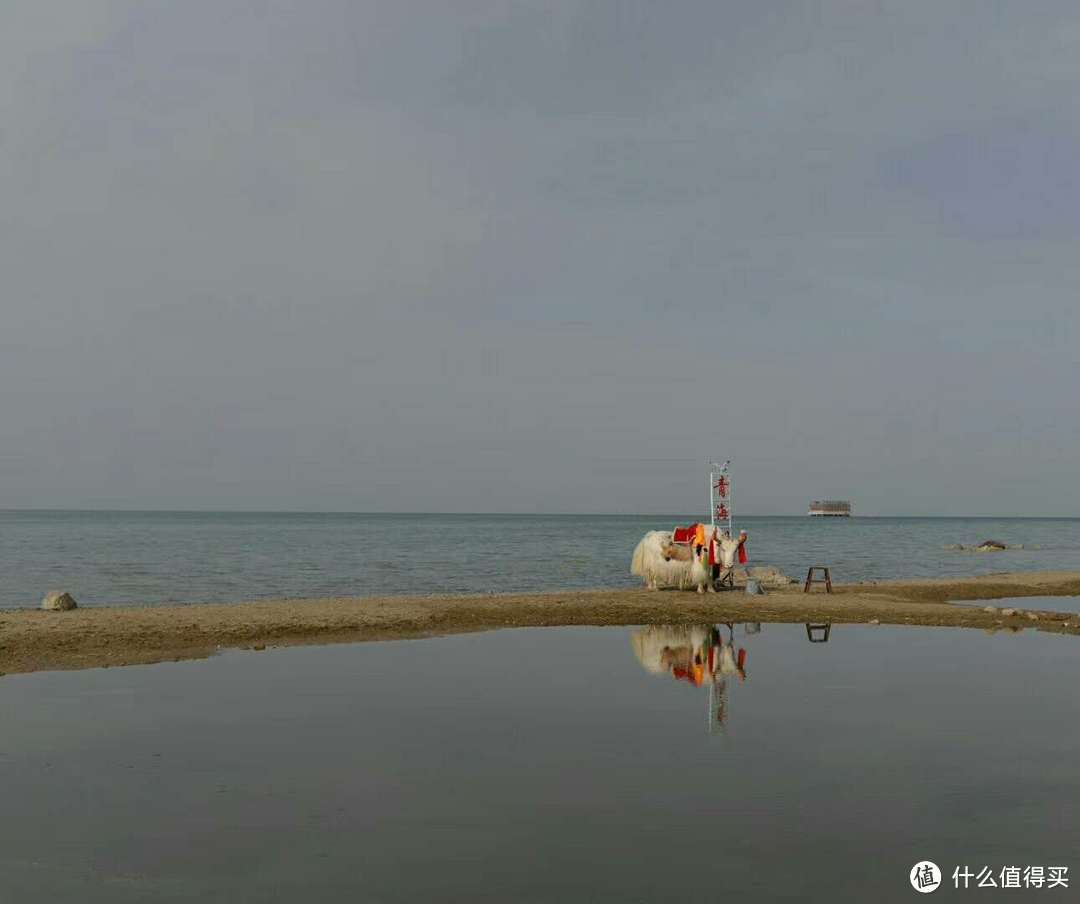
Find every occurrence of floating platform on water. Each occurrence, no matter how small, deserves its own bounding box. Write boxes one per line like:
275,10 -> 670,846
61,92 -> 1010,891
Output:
809,500 -> 852,517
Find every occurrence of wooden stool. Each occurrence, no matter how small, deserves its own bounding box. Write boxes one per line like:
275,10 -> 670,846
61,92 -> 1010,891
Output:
805,623 -> 832,643
804,566 -> 833,593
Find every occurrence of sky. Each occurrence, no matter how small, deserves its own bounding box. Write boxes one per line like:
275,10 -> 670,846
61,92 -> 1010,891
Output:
2,1 -> 1078,515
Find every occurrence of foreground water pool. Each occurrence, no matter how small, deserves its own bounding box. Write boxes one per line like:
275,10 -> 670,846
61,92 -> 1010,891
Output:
955,595 -> 1080,615
1,624 -> 1077,902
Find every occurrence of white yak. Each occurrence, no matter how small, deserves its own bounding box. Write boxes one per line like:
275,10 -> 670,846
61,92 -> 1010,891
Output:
630,526 -> 743,592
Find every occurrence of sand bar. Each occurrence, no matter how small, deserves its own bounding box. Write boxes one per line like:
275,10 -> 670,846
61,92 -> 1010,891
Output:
2,569 -> 1080,676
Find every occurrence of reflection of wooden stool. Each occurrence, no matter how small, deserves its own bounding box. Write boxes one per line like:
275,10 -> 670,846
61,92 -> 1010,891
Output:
804,566 -> 833,593
806,623 -> 831,643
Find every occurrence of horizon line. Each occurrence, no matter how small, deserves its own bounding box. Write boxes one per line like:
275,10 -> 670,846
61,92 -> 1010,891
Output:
1,508 -> 1076,520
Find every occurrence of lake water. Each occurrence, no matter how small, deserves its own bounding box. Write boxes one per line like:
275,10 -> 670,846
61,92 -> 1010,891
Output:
1,511 -> 1079,608
955,596 -> 1080,615
1,623 -> 1076,902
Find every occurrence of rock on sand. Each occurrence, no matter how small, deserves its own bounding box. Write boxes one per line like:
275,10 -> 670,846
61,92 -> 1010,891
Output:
734,566 -> 796,587
41,591 -> 78,611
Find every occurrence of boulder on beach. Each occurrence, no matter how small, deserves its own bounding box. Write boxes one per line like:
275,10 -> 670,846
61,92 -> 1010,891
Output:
41,591 -> 78,611
975,540 -> 1008,551
732,566 -> 797,587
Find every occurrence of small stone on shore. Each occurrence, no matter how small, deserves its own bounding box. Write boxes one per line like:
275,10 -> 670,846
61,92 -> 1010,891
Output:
1001,608 -> 1017,617
983,606 -> 998,613
41,591 -> 77,611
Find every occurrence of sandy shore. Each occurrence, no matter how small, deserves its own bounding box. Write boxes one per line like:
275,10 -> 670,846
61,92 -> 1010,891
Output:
2,569 -> 1079,676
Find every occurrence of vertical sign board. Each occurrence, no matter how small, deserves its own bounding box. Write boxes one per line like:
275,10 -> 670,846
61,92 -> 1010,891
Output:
709,459 -> 733,537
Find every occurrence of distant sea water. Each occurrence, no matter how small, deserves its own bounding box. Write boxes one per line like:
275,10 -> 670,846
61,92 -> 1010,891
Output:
1,511 -> 1078,609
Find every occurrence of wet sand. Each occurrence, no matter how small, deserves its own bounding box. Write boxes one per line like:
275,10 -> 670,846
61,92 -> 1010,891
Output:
2,569 -> 1079,676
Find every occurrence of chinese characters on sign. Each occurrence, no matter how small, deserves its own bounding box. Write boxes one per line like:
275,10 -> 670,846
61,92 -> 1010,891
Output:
713,477 -> 729,521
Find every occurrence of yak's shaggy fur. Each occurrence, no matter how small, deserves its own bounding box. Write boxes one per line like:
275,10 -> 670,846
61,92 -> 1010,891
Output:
630,528 -> 742,592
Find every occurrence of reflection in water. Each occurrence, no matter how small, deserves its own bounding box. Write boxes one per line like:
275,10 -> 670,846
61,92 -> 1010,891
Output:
631,622 -> 836,731
3,625 -> 1080,899
631,623 -> 760,732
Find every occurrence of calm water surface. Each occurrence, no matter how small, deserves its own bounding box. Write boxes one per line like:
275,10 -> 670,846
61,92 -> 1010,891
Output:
1,624 -> 1077,902
956,595 -> 1080,614
1,511 -> 1079,608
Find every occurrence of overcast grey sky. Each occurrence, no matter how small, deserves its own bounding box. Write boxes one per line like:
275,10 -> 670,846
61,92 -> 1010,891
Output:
2,1 -> 1078,515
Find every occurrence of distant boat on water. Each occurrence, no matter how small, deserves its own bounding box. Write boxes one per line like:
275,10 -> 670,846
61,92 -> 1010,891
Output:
809,500 -> 852,517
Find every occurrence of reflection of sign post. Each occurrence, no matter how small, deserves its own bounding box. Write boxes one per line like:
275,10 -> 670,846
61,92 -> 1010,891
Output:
805,623 -> 832,643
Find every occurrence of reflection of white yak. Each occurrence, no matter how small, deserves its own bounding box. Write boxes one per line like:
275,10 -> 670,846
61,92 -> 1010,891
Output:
630,625 -> 745,679
631,625 -> 710,673
630,528 -> 741,592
